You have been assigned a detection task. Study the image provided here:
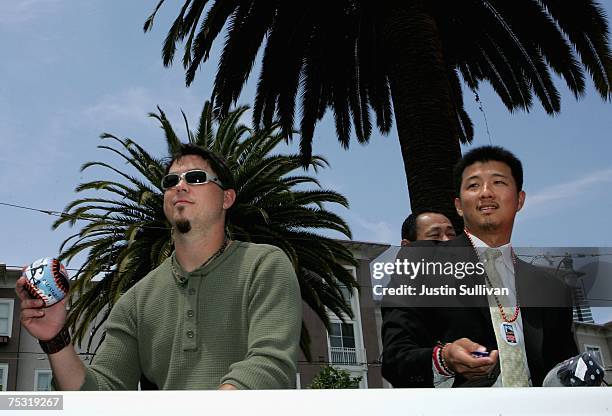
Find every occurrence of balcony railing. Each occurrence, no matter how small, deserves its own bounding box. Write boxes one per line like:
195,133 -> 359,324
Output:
329,347 -> 363,366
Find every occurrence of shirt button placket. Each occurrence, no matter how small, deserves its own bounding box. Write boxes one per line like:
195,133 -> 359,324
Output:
184,282 -> 198,350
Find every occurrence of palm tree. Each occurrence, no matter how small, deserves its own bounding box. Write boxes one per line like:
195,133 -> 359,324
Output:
143,0 -> 612,228
53,102 -> 358,358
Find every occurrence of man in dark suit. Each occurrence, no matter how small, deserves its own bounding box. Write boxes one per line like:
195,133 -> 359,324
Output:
382,146 -> 577,387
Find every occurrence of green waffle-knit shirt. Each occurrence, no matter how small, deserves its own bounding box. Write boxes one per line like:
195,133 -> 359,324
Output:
79,241 -> 302,390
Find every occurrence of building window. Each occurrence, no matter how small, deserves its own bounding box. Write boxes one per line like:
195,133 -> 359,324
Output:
339,283 -> 352,302
327,282 -> 355,320
0,300 -> 14,337
34,369 -> 52,391
326,266 -> 366,368
0,363 -> 8,391
329,322 -> 357,365
585,345 -> 604,367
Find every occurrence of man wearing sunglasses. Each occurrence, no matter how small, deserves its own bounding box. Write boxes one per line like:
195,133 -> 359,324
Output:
16,144 -> 302,390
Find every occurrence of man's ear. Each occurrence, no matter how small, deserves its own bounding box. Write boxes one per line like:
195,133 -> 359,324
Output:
517,190 -> 526,212
223,189 -> 237,210
400,239 -> 411,246
454,197 -> 464,218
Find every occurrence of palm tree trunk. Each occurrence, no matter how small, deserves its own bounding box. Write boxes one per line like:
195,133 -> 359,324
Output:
381,0 -> 463,231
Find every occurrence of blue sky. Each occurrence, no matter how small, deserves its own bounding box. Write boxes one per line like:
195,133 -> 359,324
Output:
1,1 -> 611,321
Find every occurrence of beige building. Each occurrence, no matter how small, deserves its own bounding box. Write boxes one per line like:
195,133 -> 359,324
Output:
0,264 -> 21,391
297,241 -> 390,389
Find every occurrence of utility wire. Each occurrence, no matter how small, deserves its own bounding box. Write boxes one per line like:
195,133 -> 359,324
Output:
475,92 -> 493,145
0,199 -> 358,242
3,197 -> 612,251
0,201 -> 171,230
0,201 -> 70,218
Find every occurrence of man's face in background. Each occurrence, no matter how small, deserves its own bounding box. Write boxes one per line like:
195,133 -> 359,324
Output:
415,213 -> 456,241
401,212 -> 456,245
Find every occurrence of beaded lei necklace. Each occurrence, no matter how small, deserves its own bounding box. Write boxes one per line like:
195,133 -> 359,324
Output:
464,230 -> 520,323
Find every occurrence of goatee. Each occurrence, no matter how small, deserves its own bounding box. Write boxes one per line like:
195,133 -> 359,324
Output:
175,220 -> 192,234
482,219 -> 499,232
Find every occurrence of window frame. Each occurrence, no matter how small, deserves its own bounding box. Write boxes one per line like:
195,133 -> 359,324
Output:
0,363 -> 8,391
327,266 -> 360,321
0,299 -> 15,337
329,321 -> 357,350
326,266 -> 369,369
295,373 -> 301,390
34,369 -> 53,391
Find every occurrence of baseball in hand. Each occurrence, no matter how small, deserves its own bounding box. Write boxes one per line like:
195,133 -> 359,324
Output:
23,257 -> 70,307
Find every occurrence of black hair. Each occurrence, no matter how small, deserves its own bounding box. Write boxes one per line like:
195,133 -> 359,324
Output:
401,211 -> 449,242
453,145 -> 523,196
401,214 -> 418,242
163,144 -> 235,190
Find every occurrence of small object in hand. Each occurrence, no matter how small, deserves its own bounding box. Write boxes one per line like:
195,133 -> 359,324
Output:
23,257 -> 69,307
471,351 -> 490,358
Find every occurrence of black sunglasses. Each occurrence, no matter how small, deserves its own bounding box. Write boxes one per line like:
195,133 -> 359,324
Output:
161,169 -> 224,190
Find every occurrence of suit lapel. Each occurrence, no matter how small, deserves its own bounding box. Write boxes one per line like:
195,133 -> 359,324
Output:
453,234 -> 493,325
515,260 -> 543,364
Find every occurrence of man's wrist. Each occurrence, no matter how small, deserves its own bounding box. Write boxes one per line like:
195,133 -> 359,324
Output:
39,327 -> 71,355
433,342 -> 455,376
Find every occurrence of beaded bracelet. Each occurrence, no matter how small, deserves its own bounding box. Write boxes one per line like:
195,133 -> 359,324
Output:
439,343 -> 455,376
433,343 -> 454,377
432,345 -> 445,375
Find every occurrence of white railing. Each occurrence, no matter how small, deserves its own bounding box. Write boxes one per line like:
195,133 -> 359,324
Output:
329,347 -> 362,366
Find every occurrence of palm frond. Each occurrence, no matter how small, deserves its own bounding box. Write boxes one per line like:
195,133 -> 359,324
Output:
58,101 -> 357,360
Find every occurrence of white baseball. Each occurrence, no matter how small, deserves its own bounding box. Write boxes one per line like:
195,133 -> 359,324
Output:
23,257 -> 70,307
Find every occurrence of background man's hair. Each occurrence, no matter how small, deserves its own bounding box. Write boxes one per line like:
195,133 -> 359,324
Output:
401,213 -> 418,242
164,144 -> 236,190
401,210 -> 451,242
453,145 -> 523,196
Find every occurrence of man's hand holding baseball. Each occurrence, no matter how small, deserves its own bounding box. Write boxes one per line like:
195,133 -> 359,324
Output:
16,276 -> 67,341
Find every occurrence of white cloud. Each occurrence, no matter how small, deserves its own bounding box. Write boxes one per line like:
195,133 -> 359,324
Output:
520,167 -> 612,221
348,212 -> 394,244
0,0 -> 62,24
81,86 -> 207,136
82,87 -> 158,125
525,167 -> 612,209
